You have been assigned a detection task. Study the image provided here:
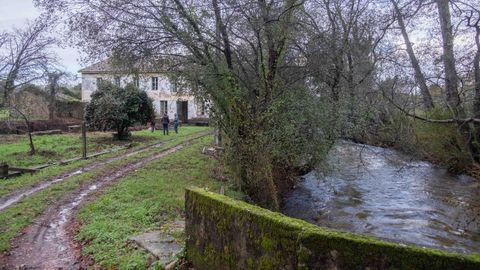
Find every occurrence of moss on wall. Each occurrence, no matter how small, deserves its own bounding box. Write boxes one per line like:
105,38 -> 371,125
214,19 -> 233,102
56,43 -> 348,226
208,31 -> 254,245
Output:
185,187 -> 480,270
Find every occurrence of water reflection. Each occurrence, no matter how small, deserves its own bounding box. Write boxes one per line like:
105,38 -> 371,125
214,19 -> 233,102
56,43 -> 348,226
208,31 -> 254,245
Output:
282,141 -> 480,254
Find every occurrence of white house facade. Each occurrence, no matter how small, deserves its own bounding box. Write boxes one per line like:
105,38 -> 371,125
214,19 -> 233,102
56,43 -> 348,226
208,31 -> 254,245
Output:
79,60 -> 208,122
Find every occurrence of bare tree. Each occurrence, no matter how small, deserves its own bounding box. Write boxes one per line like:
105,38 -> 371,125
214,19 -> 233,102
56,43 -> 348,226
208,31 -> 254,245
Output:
0,32 -> 9,81
390,0 -> 435,109
0,17 -> 57,108
45,70 -> 68,120
0,16 -> 58,156
300,0 -> 393,138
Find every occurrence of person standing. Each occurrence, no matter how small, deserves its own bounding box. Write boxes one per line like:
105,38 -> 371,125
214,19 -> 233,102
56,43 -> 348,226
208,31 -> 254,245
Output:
173,113 -> 179,134
151,118 -> 156,132
162,112 -> 170,135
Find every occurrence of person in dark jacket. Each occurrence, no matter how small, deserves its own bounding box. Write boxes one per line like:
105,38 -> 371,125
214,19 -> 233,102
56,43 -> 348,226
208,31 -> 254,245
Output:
162,113 -> 170,135
150,118 -> 156,132
173,113 -> 179,134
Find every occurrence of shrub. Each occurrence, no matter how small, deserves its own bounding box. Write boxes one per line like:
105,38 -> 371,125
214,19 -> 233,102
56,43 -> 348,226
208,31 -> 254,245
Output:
85,81 -> 154,140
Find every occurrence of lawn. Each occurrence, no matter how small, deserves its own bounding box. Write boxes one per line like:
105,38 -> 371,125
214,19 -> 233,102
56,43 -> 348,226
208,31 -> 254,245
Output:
75,136 -> 241,269
0,129 -> 213,253
0,126 -> 208,168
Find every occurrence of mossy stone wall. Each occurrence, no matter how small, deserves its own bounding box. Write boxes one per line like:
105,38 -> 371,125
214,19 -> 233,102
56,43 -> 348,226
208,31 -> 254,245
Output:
185,188 -> 480,270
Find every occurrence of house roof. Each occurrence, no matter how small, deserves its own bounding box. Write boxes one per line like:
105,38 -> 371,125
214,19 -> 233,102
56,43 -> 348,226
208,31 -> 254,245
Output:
78,59 -> 125,74
79,58 -> 176,75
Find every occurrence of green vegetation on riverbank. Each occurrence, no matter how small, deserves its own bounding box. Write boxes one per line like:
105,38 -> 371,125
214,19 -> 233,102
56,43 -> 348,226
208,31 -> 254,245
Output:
75,136 -> 241,269
361,110 -> 475,175
0,126 -> 208,168
0,129 -> 211,253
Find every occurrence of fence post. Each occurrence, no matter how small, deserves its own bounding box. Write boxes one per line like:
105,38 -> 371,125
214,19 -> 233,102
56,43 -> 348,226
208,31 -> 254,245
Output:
82,121 -> 87,159
0,162 -> 8,178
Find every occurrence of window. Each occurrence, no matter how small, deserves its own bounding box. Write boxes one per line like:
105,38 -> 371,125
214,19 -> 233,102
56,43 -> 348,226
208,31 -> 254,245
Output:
171,79 -> 178,92
151,77 -> 158,90
197,101 -> 207,116
96,78 -> 102,90
133,77 -> 140,88
114,76 -> 121,87
160,101 -> 168,114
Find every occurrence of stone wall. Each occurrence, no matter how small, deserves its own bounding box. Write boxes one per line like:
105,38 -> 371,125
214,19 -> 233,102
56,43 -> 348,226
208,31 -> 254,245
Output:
185,188 -> 480,270
10,90 -> 84,120
0,119 -> 82,134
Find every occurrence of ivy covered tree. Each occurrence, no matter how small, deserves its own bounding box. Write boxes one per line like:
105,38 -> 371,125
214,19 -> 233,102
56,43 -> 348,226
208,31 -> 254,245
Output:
85,81 -> 154,140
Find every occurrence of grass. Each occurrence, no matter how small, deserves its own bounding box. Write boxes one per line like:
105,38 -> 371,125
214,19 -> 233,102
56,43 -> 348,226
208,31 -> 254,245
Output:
0,158 -> 94,198
0,126 -> 208,168
0,128 -> 213,252
0,126 -> 209,197
412,121 -> 471,171
75,136 -> 241,269
375,110 -> 472,173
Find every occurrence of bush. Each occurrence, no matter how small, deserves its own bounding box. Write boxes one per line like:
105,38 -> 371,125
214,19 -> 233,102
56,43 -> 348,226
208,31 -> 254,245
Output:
0,109 -> 9,119
85,81 -> 154,140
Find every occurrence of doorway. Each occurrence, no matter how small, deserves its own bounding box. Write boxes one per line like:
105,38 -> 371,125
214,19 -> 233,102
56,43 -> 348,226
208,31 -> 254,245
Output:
177,101 -> 188,123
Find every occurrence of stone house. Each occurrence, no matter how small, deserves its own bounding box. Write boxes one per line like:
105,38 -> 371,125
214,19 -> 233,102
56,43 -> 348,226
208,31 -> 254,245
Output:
79,60 -> 208,122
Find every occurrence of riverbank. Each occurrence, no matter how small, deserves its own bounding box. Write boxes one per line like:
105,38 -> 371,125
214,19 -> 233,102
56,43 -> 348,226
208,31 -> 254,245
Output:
351,116 -> 480,178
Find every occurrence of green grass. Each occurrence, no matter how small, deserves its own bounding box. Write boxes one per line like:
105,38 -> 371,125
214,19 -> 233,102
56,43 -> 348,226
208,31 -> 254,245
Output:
0,126 -> 208,168
0,126 -> 209,197
413,121 -> 471,172
0,129 -> 213,252
376,110 -> 472,173
0,158 -> 94,198
75,136 -> 241,269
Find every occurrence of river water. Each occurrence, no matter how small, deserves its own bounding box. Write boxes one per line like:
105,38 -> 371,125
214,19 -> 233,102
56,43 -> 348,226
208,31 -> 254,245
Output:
282,141 -> 480,254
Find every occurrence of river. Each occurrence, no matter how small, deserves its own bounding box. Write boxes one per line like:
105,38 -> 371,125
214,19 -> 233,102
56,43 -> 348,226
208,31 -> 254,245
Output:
282,141 -> 480,254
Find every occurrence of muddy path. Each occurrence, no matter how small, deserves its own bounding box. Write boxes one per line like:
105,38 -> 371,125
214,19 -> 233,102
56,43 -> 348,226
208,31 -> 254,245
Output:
0,135 -> 195,212
0,134 -> 208,269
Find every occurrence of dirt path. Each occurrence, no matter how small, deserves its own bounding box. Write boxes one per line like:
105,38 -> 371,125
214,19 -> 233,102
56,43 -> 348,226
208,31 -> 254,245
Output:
0,139 -> 171,212
0,134 -> 208,269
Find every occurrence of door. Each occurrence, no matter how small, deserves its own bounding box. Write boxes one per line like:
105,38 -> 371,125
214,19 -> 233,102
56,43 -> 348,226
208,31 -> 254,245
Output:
177,101 -> 188,123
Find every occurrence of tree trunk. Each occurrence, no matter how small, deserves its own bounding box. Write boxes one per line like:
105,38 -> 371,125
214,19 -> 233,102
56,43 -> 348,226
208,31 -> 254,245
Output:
48,103 -> 55,120
436,0 -> 478,161
437,0 -> 462,115
117,126 -> 129,140
471,19 -> 480,151
212,0 -> 233,69
47,73 -> 61,121
2,77 -> 15,108
235,137 -> 279,210
471,18 -> 480,118
27,119 -> 35,155
391,0 -> 434,110
11,106 -> 36,155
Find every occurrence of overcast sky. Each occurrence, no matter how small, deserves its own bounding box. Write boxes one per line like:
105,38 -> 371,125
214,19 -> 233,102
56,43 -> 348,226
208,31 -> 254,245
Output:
0,0 -> 83,78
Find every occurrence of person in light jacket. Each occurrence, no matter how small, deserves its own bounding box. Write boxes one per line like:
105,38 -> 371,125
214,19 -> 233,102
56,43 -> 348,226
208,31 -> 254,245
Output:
173,113 -> 179,134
